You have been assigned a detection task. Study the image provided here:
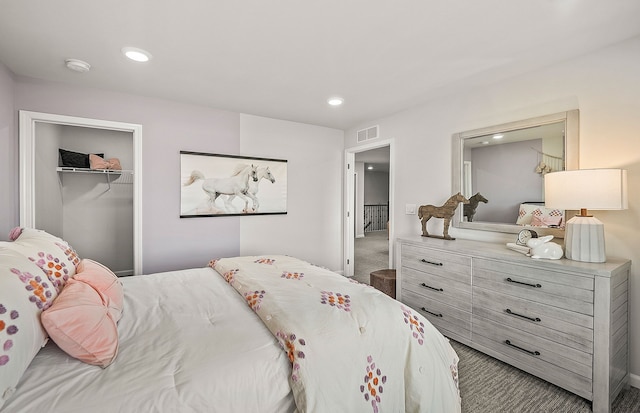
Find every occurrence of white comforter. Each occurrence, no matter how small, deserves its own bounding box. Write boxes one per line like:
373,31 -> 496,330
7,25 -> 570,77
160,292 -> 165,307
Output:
211,255 -> 461,413
2,268 -> 295,413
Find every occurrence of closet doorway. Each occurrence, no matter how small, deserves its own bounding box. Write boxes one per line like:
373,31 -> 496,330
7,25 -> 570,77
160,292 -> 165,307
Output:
19,111 -> 142,275
344,139 -> 393,280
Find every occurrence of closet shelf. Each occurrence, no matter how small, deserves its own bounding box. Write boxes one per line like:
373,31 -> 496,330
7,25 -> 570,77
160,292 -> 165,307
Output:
56,167 -> 133,175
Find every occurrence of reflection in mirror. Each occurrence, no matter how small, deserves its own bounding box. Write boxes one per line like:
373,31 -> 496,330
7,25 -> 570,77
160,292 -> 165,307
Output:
452,110 -> 579,237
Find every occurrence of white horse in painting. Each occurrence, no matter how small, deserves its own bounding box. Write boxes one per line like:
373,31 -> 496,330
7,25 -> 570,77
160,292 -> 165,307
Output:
184,164 -> 258,213
225,164 -> 276,212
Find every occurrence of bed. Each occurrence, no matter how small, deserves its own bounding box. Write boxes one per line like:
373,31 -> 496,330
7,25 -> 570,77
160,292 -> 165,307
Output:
1,229 -> 461,412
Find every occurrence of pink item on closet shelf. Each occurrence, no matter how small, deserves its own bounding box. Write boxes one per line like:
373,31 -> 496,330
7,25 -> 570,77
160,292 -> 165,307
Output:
89,154 -> 122,170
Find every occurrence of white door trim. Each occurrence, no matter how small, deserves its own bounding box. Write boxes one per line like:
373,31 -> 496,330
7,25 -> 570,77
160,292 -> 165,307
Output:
344,139 -> 394,277
19,110 -> 143,275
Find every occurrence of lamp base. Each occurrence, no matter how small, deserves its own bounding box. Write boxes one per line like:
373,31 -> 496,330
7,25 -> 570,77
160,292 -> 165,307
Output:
564,215 -> 606,263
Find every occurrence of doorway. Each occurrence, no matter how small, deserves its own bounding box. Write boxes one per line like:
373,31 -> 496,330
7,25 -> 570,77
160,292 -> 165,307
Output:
19,111 -> 143,275
344,140 -> 393,281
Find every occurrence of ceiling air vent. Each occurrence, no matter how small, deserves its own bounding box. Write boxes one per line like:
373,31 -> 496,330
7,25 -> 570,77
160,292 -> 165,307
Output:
356,125 -> 379,143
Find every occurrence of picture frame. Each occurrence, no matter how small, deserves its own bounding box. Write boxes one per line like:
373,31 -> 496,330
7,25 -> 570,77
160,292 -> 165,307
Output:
180,151 -> 288,217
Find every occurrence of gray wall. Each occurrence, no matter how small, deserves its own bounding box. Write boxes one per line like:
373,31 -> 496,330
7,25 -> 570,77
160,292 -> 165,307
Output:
0,62 -> 16,238
12,78 -> 242,273
2,75 -> 343,273
364,170 -> 389,205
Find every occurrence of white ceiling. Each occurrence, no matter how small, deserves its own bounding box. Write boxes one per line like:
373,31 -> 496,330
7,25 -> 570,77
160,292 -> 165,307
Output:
2,1 -> 640,130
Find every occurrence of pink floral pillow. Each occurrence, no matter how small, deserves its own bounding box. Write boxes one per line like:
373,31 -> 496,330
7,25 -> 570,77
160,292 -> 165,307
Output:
0,248 -> 53,409
74,259 -> 124,322
4,228 -> 81,293
41,278 -> 119,368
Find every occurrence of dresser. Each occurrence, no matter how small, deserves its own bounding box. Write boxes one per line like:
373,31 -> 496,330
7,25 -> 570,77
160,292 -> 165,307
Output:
396,237 -> 630,413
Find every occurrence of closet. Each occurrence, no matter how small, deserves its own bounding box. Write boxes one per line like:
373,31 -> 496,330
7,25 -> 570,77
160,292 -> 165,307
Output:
19,111 -> 142,275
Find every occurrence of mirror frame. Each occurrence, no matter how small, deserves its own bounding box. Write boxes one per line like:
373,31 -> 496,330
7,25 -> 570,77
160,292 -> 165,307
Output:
451,109 -> 579,238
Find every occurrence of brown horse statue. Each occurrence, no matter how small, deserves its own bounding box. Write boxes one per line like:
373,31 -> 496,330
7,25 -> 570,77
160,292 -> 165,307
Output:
463,192 -> 488,222
418,192 -> 469,240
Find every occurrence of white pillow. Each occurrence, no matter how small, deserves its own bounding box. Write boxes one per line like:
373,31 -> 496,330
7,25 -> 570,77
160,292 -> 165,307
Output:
3,228 -> 81,293
0,248 -> 54,409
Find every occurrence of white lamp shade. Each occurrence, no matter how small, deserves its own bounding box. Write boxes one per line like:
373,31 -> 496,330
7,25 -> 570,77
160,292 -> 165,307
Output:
544,169 -> 628,211
544,168 -> 628,263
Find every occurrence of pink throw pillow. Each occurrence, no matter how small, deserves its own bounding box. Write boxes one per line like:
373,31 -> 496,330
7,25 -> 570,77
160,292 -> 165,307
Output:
89,154 -> 122,170
75,259 -> 124,322
41,279 -> 118,368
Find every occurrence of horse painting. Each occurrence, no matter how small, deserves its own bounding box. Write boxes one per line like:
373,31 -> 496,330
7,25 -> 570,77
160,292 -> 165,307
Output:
225,164 -> 276,212
184,164 -> 258,213
418,192 -> 469,240
463,192 -> 489,222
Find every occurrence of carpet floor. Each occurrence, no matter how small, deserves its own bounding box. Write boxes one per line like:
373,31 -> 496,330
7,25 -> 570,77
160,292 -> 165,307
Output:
353,231 -> 390,285
452,339 -> 640,412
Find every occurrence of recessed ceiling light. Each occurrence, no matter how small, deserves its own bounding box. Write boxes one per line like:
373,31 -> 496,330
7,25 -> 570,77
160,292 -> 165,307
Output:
367,165 -> 373,170
327,97 -> 344,106
481,141 -> 489,145
65,59 -> 91,73
122,47 -> 152,62
492,134 -> 504,140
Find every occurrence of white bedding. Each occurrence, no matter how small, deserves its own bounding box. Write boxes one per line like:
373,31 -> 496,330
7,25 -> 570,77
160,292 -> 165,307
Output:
2,268 -> 295,413
213,255 -> 461,413
3,258 -> 460,413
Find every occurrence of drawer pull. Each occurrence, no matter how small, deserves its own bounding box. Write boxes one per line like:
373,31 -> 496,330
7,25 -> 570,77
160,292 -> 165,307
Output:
420,307 -> 443,317
505,339 -> 540,356
420,282 -> 443,292
506,277 -> 542,288
505,308 -> 541,323
420,259 -> 443,266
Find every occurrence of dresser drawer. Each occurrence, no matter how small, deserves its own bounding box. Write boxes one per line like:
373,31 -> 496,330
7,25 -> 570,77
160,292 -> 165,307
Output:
402,266 -> 471,312
402,289 -> 471,340
473,287 -> 593,353
401,244 -> 471,284
474,258 -> 594,290
472,316 -> 592,397
473,259 -> 594,315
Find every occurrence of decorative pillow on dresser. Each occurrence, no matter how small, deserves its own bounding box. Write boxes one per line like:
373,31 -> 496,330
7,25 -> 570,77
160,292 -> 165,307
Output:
0,248 -> 57,409
515,203 -> 564,228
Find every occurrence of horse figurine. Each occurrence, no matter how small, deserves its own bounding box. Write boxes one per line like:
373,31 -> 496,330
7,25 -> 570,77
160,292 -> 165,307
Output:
418,192 -> 469,240
225,164 -> 276,212
184,165 -> 258,213
463,192 -> 488,222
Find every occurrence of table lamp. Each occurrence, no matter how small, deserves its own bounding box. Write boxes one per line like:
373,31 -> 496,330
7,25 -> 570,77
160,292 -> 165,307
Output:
544,169 -> 628,263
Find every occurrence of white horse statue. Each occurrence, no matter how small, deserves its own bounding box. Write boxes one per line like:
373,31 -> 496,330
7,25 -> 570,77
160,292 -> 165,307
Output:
225,164 -> 276,212
184,164 -> 258,213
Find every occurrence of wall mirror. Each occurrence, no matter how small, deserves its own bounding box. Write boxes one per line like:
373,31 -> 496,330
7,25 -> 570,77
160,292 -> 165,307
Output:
451,109 -> 579,237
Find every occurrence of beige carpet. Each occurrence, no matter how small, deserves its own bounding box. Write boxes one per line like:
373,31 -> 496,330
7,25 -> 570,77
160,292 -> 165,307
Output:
452,339 -> 640,412
353,231 -> 390,284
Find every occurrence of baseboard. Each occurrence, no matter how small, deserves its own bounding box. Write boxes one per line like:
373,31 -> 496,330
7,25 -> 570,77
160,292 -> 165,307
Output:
630,373 -> 640,389
356,234 -> 365,238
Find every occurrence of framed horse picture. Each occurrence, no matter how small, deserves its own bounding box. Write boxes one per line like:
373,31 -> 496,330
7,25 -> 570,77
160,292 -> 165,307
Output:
180,151 -> 288,217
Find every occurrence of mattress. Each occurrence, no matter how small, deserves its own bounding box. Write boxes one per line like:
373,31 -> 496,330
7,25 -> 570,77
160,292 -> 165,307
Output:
2,268 -> 295,413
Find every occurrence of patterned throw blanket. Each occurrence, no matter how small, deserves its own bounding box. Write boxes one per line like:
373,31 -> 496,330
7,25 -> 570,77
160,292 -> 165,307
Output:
209,255 -> 461,413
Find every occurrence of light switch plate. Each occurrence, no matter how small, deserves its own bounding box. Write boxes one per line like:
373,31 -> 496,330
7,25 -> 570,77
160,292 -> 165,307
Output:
405,204 -> 417,215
